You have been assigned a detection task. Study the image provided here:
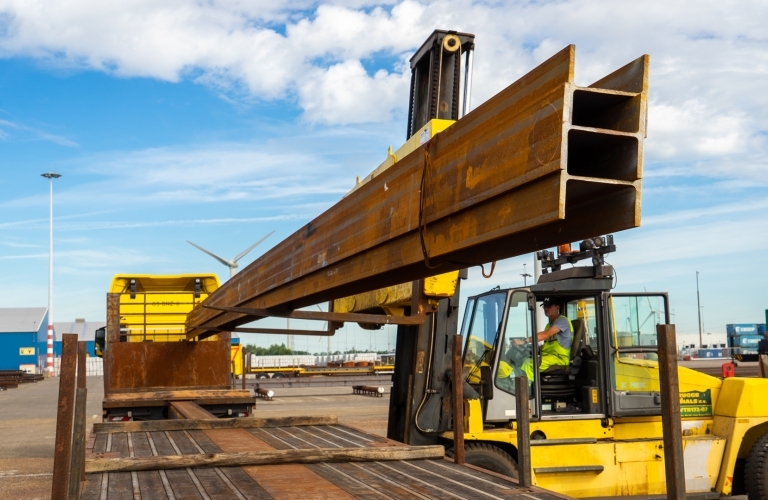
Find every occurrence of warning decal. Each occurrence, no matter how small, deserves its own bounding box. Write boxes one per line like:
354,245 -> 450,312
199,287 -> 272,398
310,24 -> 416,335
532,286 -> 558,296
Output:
680,389 -> 713,417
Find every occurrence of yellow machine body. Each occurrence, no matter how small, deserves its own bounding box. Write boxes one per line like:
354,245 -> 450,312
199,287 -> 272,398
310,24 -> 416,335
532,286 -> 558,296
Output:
109,274 -> 220,342
448,362 -> 768,497
230,344 -> 244,376
447,286 -> 768,497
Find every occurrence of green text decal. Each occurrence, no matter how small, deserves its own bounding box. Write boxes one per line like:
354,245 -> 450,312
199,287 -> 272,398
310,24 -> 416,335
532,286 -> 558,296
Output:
680,389 -> 712,417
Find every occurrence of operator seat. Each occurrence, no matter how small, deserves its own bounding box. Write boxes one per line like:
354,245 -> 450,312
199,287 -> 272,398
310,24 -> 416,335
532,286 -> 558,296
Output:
539,319 -> 586,392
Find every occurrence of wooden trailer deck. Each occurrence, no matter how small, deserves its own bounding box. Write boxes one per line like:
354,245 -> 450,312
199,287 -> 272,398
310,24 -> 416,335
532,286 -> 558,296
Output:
81,418 -> 568,500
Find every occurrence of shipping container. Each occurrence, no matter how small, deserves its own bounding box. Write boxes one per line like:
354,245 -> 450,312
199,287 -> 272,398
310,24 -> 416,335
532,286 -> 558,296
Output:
698,348 -> 725,358
727,323 -> 766,336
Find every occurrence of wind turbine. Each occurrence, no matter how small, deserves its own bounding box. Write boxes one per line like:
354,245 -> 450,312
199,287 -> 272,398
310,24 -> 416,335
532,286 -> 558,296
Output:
187,231 -> 274,278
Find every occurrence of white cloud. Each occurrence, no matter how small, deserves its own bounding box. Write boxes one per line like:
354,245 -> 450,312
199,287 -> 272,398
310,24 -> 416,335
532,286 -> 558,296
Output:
0,118 -> 79,146
0,0 -> 766,180
297,59 -> 409,123
2,0 -> 768,334
0,138 -> 366,210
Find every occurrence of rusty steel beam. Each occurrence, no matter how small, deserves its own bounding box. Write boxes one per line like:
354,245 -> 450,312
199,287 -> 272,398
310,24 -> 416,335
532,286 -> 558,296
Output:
231,327 -> 335,336
658,324 -> 686,499
202,304 -> 425,326
515,375 -> 532,487
188,45 -> 649,339
51,334 -> 78,500
452,335 -> 465,465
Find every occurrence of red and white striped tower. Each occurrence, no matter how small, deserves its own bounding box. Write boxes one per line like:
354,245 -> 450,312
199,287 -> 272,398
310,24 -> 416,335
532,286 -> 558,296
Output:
42,172 -> 61,376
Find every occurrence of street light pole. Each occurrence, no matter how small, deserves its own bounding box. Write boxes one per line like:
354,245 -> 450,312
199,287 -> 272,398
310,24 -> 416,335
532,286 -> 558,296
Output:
696,271 -> 702,349
521,263 -> 532,287
42,172 -> 61,376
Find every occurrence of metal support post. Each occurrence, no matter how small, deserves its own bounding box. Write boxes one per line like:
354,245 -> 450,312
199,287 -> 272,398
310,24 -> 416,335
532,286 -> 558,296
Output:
74,341 -> 87,489
76,342 -> 86,390
67,387 -> 87,500
696,272 -> 702,348
657,324 -> 686,499
515,376 -> 532,487
451,334 -> 465,464
461,47 -> 474,117
241,347 -> 246,390
51,334 -> 77,500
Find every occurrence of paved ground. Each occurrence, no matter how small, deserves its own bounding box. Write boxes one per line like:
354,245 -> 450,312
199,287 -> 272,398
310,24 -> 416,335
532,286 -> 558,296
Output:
0,377 -> 390,499
0,376 -> 105,500
0,376 -> 750,499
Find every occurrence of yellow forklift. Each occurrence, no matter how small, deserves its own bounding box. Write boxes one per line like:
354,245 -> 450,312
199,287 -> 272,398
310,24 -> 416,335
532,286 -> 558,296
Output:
332,29 -> 768,498
386,236 -> 768,498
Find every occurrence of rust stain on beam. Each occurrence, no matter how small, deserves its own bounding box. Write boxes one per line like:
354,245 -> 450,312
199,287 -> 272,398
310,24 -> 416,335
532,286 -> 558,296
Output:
202,304 -> 426,326
188,45 -> 649,339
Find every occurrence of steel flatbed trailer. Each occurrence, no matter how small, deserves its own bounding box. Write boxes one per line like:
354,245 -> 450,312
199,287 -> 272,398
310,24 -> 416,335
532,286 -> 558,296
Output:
249,374 -> 393,390
82,409 -> 571,500
249,365 -> 395,378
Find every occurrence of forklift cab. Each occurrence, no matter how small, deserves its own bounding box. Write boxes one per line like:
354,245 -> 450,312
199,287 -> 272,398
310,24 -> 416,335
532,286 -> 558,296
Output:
461,274 -> 669,423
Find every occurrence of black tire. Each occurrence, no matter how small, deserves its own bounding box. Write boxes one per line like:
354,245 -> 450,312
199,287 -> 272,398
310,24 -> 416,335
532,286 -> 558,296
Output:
745,431 -> 768,499
271,372 -> 287,379
463,443 -> 519,479
256,374 -> 268,380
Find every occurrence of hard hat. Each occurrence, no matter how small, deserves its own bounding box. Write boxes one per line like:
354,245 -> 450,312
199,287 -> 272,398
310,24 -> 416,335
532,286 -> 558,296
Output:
497,361 -> 512,379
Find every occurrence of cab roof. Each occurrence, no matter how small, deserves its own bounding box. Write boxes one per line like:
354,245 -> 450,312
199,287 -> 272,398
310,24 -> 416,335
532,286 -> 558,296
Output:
109,274 -> 220,294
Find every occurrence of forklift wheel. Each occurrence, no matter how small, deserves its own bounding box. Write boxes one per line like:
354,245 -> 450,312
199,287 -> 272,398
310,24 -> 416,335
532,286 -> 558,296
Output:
462,443 -> 519,479
745,431 -> 768,500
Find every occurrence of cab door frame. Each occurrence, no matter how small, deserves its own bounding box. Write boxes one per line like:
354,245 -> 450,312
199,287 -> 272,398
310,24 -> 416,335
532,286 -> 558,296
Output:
602,292 -> 670,418
484,289 -> 540,422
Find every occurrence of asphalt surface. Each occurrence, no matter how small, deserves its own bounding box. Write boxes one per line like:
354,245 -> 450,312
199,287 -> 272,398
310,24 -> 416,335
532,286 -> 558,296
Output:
0,377 -> 390,499
0,376 -> 750,499
0,376 -> 104,500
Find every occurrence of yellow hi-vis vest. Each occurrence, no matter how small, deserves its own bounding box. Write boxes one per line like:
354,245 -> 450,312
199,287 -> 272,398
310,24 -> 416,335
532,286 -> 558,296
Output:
542,315 -> 573,361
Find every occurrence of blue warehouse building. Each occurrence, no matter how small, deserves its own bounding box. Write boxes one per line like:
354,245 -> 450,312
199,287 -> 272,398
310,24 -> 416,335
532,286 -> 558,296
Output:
1,309 -> 106,372
53,319 -> 105,357
0,307 -> 51,372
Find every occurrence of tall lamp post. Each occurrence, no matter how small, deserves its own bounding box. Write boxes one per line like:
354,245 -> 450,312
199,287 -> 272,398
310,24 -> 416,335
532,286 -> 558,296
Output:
521,263 -> 532,286
42,172 -> 61,376
696,271 -> 702,349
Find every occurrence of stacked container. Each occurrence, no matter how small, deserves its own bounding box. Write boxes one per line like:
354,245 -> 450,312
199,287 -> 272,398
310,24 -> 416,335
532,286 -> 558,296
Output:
727,323 -> 766,361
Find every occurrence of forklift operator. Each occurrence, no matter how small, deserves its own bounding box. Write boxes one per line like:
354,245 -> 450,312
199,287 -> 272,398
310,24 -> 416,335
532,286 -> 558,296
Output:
513,298 -> 573,381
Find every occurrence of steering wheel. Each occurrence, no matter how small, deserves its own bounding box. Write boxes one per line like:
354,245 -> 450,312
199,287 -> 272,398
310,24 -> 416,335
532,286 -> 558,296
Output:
506,341 -> 529,366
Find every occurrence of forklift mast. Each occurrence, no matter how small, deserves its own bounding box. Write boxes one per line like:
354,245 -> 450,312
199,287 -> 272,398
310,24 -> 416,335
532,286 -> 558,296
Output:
407,30 -> 475,139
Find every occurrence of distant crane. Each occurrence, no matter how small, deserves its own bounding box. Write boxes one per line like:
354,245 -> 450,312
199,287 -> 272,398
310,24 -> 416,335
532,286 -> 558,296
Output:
187,231 -> 274,278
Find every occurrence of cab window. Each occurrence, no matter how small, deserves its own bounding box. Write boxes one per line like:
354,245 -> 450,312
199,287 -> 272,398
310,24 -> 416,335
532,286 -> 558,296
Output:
462,292 -> 506,381
566,298 -> 598,353
496,291 -> 533,397
460,298 -> 475,338
608,294 -> 667,394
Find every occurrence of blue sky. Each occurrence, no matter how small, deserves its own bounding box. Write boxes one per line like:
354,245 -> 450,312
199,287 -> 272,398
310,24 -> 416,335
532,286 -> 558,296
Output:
1,0 -> 767,351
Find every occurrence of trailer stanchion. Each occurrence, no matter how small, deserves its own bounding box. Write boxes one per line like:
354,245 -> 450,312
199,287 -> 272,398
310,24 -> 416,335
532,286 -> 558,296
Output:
66,340 -> 89,500
658,324 -> 686,500
52,334 -> 78,500
452,334 -> 465,464
241,348 -> 246,390
67,387 -> 87,500
515,375 -> 532,487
